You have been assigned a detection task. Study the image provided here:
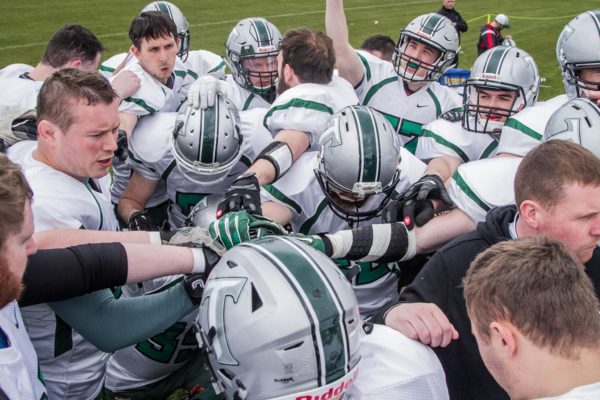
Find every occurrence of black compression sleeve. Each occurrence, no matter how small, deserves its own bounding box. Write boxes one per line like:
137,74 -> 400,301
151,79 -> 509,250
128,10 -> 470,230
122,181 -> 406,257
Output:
19,243 -> 128,307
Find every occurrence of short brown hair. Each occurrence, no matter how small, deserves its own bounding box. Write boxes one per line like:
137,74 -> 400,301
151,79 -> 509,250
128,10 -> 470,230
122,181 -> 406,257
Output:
0,155 -> 32,247
464,236 -> 600,358
41,24 -> 104,68
37,68 -> 117,132
129,11 -> 178,49
280,28 -> 335,84
514,140 -> 600,208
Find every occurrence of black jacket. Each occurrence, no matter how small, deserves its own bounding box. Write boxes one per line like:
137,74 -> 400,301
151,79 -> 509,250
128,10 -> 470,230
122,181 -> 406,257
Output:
397,205 -> 600,400
437,6 -> 468,34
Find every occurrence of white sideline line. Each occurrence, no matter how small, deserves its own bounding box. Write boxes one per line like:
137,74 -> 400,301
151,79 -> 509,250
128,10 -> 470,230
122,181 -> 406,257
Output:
0,0 -> 438,52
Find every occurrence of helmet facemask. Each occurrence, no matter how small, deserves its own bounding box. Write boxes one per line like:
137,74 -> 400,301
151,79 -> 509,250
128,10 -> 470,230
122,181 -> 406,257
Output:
177,30 -> 190,62
392,34 -> 454,82
463,82 -> 524,135
563,64 -> 600,99
315,166 -> 400,226
234,52 -> 279,102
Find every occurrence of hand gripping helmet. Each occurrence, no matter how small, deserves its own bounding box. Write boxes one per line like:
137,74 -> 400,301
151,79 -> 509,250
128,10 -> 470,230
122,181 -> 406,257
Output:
171,94 -> 242,184
196,236 -> 363,400
556,10 -> 600,99
186,194 -> 224,228
226,18 -> 282,103
544,97 -> 600,158
315,105 -> 401,224
463,46 -> 540,134
392,13 -> 459,82
141,1 -> 191,61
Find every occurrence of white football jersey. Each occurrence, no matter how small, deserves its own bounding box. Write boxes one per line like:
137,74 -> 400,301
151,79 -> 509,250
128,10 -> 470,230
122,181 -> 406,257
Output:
496,94 -> 568,157
348,324 -> 449,399
0,63 -> 33,79
224,74 -> 272,111
416,118 -> 498,162
448,156 -> 523,223
535,381 -> 600,400
128,109 -> 272,228
354,50 -> 462,154
0,76 -> 42,114
8,140 -> 118,400
260,150 -> 425,316
0,301 -> 47,400
104,276 -> 197,392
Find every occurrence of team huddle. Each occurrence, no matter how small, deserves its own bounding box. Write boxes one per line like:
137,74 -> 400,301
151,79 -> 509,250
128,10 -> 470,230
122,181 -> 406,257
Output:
1,0 -> 600,399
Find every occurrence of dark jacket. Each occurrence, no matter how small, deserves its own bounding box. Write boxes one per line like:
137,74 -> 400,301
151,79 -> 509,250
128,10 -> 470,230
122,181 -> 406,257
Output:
478,23 -> 503,55
437,6 -> 468,34
397,205 -> 600,400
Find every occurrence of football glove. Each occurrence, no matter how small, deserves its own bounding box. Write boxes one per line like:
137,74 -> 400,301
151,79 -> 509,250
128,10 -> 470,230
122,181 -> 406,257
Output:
187,75 -> 228,109
217,172 -> 262,215
208,210 -> 287,250
128,210 -> 158,231
287,233 -> 333,257
114,129 -> 128,162
401,173 -> 453,228
182,273 -> 206,305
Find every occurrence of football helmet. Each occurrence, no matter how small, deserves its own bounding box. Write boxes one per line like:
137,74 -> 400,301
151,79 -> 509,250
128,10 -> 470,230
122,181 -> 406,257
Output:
226,17 -> 282,103
315,105 -> 401,224
544,97 -> 600,158
392,13 -> 459,82
556,10 -> 600,99
186,194 -> 224,228
196,236 -> 362,400
141,1 -> 191,61
171,93 -> 242,184
463,46 -> 540,134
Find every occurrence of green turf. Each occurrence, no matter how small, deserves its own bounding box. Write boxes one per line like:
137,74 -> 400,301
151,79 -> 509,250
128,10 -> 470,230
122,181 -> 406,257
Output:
0,0 -> 598,99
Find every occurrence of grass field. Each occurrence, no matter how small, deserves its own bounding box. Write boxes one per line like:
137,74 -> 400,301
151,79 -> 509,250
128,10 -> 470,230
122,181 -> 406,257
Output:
0,0 -> 598,99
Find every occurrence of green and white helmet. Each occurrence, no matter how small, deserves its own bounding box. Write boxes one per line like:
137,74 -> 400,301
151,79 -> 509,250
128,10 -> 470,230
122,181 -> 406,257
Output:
315,105 -> 401,224
196,236 -> 362,400
226,17 -> 282,103
392,13 -> 459,82
141,1 -> 190,61
171,93 -> 242,184
186,194 -> 224,228
544,98 -> 600,157
463,46 -> 540,134
556,10 -> 600,99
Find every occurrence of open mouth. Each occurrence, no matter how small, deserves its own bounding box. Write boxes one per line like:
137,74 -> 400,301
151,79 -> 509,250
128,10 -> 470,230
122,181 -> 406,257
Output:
98,158 -> 112,168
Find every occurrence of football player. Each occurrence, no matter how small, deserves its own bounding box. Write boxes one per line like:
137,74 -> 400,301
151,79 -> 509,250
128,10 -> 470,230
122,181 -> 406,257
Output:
212,105 -> 425,317
6,69 -> 211,400
326,0 -> 462,154
197,236 -> 450,400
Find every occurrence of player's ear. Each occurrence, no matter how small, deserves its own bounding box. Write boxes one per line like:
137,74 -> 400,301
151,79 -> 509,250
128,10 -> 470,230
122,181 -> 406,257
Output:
130,44 -> 141,59
519,199 -> 542,231
37,120 -> 59,144
66,59 -> 83,68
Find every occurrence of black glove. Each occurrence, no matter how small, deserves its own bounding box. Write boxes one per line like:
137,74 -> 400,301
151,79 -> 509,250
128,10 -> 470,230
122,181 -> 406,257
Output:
128,210 -> 158,231
114,129 -> 128,162
217,172 -> 262,215
401,174 -> 453,228
182,273 -> 205,305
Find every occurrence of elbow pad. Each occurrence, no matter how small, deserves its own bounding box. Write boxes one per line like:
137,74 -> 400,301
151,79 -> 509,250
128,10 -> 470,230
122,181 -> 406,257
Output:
255,141 -> 293,182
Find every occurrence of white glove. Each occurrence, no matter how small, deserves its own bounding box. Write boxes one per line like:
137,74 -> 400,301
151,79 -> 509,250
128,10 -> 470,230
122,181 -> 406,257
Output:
187,75 -> 228,109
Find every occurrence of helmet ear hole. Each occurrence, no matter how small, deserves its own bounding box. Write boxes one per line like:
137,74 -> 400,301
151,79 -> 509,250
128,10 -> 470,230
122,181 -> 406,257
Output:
250,283 -> 263,312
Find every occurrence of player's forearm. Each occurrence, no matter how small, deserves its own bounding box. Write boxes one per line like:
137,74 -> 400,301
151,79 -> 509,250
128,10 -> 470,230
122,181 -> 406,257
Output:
424,156 -> 462,183
325,0 -> 365,86
118,111 -> 138,139
123,244 -> 195,283
117,196 -> 146,222
34,229 -> 152,249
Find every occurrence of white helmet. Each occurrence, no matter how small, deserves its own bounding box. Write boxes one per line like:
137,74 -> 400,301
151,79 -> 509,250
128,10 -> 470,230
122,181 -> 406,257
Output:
556,10 -> 600,99
501,38 -> 516,47
227,17 -> 282,103
196,236 -> 363,400
392,13 -> 460,82
141,1 -> 191,61
186,194 -> 224,228
463,46 -> 540,134
544,97 -> 600,158
315,105 -> 401,224
171,94 -> 242,184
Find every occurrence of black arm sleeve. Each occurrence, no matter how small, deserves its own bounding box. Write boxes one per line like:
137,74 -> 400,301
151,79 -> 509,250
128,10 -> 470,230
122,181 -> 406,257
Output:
19,243 -> 128,307
455,11 -> 468,33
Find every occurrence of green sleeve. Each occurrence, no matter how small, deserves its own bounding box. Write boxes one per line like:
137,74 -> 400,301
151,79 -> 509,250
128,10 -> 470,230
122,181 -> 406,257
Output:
49,284 -> 195,352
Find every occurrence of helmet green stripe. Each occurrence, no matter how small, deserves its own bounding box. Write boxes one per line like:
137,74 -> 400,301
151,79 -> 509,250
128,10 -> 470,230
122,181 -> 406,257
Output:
200,101 -> 218,164
248,237 -> 350,385
353,107 -> 381,183
251,18 -> 272,47
421,13 -> 444,35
